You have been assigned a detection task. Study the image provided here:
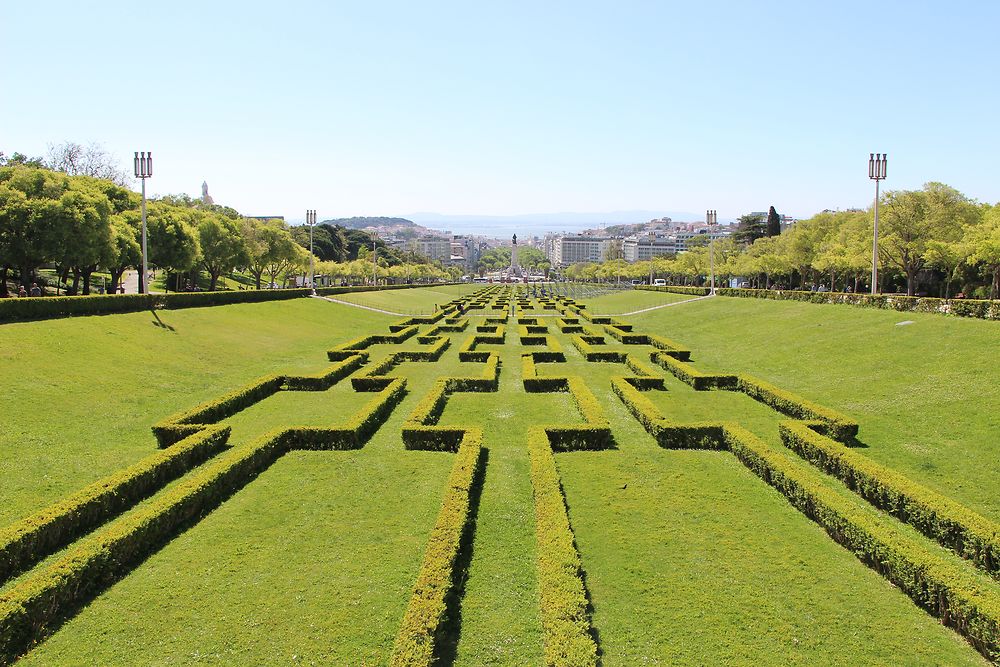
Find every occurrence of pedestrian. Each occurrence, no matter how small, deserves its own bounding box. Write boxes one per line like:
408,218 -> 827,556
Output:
18,286 -> 28,298
29,283 -> 41,297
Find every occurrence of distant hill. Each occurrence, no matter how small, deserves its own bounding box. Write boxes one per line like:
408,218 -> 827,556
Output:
321,216 -> 417,229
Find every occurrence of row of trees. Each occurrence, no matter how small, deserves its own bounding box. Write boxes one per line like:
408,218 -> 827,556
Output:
0,154 -> 461,297
562,184 -> 1000,299
477,246 -> 551,275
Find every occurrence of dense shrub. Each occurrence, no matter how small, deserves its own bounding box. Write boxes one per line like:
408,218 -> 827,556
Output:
0,425 -> 230,586
651,352 -> 738,390
527,427 -> 599,666
780,421 -> 1000,575
284,355 -> 366,391
726,425 -> 1000,661
152,373 -> 285,446
738,375 -> 858,440
637,285 -> 711,296
391,431 -> 483,665
715,288 -> 1000,321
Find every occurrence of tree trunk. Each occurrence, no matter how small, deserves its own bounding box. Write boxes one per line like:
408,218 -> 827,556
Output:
209,272 -> 220,291
906,270 -> 917,296
252,269 -> 263,290
21,261 -> 32,290
81,266 -> 94,295
0,266 -> 8,298
992,266 -> 999,300
70,267 -> 81,295
110,266 -> 126,293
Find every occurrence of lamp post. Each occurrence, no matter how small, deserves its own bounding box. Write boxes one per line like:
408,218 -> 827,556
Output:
133,151 -> 152,294
648,230 -> 655,286
306,209 -> 316,294
371,230 -> 378,286
869,153 -> 887,295
707,209 -> 717,294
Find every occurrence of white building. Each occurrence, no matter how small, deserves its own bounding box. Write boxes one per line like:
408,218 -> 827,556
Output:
545,234 -> 616,267
414,237 -> 452,262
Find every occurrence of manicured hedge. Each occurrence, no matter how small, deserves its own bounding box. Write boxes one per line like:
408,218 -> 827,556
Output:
328,325 -> 419,357
402,354 -> 500,448
391,430 -> 483,666
283,355 -> 366,391
0,425 -> 230,586
651,352 -> 738,390
715,287 -> 1000,321
780,421 -> 1000,575
725,425 -> 1000,661
152,373 -> 286,447
611,378 -> 724,449
527,427 -> 599,666
544,378 -> 614,451
738,375 -> 858,441
637,285 -> 711,296
0,428 -> 289,664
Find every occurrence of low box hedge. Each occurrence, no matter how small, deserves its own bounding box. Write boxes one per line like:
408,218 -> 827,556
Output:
726,424 -> 1000,661
527,427 -> 599,666
738,375 -> 858,440
780,421 -> 1000,575
391,431 -> 483,665
0,424 -> 230,587
714,287 -> 1000,321
651,352 -> 738,390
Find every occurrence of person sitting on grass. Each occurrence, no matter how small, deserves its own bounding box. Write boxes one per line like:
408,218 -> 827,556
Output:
18,286 -> 28,298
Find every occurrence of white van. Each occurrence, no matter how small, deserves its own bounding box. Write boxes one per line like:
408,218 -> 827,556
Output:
653,279 -> 666,286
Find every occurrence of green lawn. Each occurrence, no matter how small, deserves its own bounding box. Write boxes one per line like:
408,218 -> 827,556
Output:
324,283 -> 482,314
576,288 -> 699,314
632,295 -> 1000,522
2,288 -> 996,664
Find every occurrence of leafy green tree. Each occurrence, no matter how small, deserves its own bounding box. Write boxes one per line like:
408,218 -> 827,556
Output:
766,206 -> 782,237
967,205 -> 1000,299
198,212 -> 249,290
879,183 -> 975,295
104,210 -> 142,293
55,182 -> 114,294
147,202 -> 200,284
733,212 -> 766,245
0,166 -> 73,291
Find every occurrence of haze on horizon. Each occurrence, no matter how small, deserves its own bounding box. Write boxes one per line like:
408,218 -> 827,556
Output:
4,1 -> 998,224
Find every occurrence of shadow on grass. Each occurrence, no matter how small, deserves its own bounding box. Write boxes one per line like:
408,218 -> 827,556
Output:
434,446 -> 489,666
150,310 -> 176,332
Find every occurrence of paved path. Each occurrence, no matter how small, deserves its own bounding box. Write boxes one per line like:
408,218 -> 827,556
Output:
311,294 -> 418,316
594,293 -> 715,317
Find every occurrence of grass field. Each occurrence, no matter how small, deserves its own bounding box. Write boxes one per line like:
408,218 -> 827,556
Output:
630,293 -> 1000,522
2,285 -> 996,665
324,283 -> 482,314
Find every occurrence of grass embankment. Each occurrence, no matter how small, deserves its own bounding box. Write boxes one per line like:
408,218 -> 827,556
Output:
579,288 -> 698,314
632,295 -> 1000,522
5,288 -> 996,664
544,336 -> 987,663
0,296 -> 395,526
324,283 -> 481,313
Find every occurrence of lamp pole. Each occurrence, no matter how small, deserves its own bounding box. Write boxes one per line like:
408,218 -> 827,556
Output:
133,151 -> 152,294
869,153 -> 887,295
306,210 -> 317,294
648,230 -> 655,286
371,230 -> 378,286
707,209 -> 717,294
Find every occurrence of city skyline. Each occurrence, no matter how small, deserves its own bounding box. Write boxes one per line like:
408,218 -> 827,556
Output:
4,1 -> 998,222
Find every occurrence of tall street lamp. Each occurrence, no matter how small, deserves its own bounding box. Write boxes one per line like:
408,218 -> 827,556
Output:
306,209 -> 317,294
707,209 -> 717,294
371,230 -> 378,286
648,230 -> 655,286
133,151 -> 152,294
869,153 -> 888,295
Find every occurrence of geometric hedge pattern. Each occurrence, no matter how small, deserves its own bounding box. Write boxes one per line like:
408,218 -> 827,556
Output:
1,285 -> 998,665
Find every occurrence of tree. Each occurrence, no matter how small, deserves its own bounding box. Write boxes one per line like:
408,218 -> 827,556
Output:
766,206 -> 782,237
54,182 -> 114,295
45,141 -> 129,186
879,183 -> 974,295
967,205 -> 1000,299
0,166 -> 73,291
198,212 -> 248,290
104,210 -> 142,293
147,202 -> 200,284
0,151 -> 45,168
733,213 -> 766,246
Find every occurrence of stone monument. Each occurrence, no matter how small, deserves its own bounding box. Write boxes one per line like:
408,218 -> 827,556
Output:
508,233 -> 523,279
201,181 -> 214,205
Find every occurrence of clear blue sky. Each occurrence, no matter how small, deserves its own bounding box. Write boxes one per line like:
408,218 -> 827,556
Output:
3,1 -> 998,222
